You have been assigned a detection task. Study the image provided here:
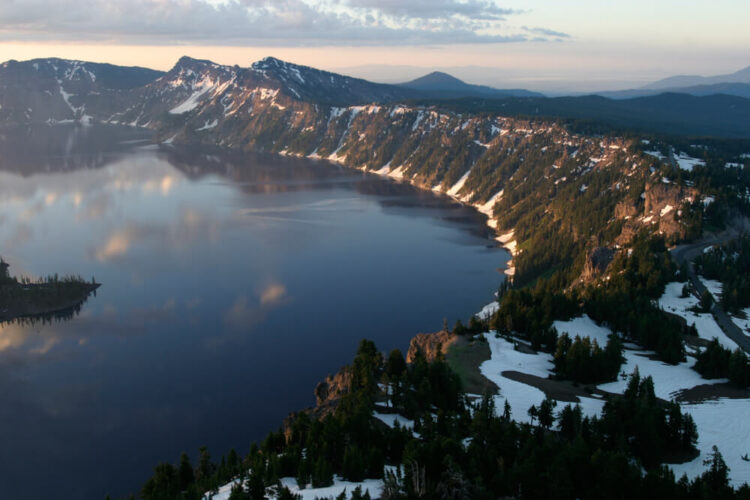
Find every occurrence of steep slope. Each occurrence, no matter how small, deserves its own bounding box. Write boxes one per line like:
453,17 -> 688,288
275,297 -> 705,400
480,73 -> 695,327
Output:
110,56 -> 243,127
143,78 -> 701,285
400,71 -> 543,98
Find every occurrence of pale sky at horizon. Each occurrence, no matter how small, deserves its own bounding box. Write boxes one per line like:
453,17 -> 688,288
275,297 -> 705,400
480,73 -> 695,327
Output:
0,0 -> 748,91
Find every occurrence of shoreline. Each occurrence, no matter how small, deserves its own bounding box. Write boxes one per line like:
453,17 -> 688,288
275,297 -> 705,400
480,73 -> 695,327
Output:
277,148 -> 518,279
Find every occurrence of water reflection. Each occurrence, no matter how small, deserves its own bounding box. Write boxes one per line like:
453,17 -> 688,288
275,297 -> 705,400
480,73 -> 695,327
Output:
0,125 -> 506,499
0,124 -> 151,175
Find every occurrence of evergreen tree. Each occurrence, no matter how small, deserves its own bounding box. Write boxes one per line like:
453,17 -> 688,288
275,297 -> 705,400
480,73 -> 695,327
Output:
178,452 -> 194,492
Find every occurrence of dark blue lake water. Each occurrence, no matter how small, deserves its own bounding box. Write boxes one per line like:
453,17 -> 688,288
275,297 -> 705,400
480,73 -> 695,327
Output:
0,125 -> 507,499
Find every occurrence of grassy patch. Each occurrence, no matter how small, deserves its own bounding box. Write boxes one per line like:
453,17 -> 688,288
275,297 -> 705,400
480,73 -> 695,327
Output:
445,337 -> 498,395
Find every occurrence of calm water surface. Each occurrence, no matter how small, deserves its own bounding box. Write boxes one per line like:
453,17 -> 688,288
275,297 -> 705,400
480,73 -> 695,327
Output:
0,125 -> 507,499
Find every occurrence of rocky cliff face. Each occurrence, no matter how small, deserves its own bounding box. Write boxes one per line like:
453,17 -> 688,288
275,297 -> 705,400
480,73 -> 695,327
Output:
580,247 -> 616,282
314,366 -> 354,407
406,330 -> 458,363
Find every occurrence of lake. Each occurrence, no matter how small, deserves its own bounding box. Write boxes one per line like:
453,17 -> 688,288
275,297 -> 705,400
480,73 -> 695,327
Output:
0,125 -> 507,499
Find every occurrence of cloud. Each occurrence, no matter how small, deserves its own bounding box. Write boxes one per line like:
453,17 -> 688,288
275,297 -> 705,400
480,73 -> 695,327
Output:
0,0 -> 566,46
339,0 -> 515,20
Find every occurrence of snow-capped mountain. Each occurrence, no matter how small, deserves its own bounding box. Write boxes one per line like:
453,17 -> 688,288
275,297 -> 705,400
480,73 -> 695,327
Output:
250,56 -> 420,104
0,58 -> 163,124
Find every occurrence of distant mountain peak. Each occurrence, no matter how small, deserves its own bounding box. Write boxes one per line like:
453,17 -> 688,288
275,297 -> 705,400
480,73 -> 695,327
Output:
252,56 -> 288,69
409,71 -> 467,86
173,55 -> 217,70
400,70 -> 542,99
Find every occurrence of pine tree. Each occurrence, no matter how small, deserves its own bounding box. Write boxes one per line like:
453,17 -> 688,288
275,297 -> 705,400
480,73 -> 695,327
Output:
178,452 -> 194,491
538,398 -> 557,430
311,456 -> 333,488
502,400 -> 512,421
702,445 -> 730,493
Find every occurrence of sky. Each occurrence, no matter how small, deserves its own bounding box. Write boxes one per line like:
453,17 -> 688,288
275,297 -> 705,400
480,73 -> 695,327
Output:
0,0 -> 748,92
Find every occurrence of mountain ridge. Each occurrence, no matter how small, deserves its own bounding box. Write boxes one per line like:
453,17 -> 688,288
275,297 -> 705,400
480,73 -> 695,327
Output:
2,55 -> 750,137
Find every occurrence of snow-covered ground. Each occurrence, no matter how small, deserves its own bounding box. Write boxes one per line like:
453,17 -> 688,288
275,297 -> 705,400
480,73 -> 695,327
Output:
373,412 -> 414,431
659,282 -> 738,350
479,334 -> 606,423
204,479 -> 243,500
553,315 -> 612,345
553,315 -> 720,400
600,351 -> 724,400
483,311 -> 750,485
733,309 -> 750,336
644,150 -> 667,161
206,285 -> 749,496
477,190 -> 503,217
447,169 -> 471,197
277,476 -> 385,500
672,399 -> 750,488
675,152 -> 706,172
204,475 -> 386,500
700,277 -> 723,301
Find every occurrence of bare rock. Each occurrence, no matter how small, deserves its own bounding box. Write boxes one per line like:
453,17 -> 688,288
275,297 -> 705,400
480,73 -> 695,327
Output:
406,329 -> 458,363
614,200 -> 638,219
314,365 -> 353,407
581,246 -> 615,282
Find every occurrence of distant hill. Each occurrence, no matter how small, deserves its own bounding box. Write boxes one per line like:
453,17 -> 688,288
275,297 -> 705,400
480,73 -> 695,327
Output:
598,81 -> 750,100
400,71 -> 543,98
644,66 -> 750,90
593,66 -> 750,100
413,92 -> 750,138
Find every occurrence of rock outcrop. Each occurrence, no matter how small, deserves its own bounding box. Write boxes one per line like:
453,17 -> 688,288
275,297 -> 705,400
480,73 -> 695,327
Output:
580,247 -> 615,282
406,329 -> 458,363
314,365 -> 353,407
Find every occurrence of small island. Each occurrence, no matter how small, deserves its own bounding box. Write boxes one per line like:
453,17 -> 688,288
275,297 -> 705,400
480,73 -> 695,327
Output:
0,259 -> 100,323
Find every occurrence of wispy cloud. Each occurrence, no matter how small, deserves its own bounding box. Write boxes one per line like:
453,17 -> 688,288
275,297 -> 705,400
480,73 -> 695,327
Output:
0,0 -> 566,45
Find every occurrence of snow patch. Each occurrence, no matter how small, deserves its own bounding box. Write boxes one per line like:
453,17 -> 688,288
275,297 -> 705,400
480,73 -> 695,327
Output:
671,399 -> 750,487
480,334 -> 605,423
676,152 -> 705,172
373,412 -> 414,430
196,119 -> 218,131
477,190 -> 503,217
170,78 -> 216,114
660,204 -> 674,217
278,476 -> 385,500
659,282 -> 738,350
699,277 -> 723,300
476,301 -> 500,320
553,315 -> 613,346
447,169 -> 472,197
